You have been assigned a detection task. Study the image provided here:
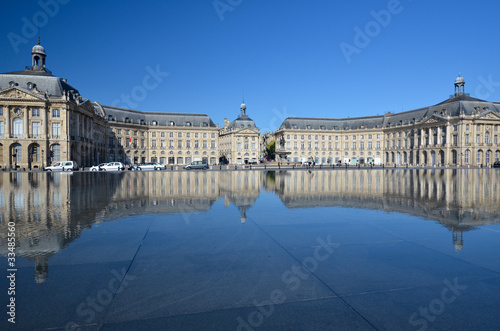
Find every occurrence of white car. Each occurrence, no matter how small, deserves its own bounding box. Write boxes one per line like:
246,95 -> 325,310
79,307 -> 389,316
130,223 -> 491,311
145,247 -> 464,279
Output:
44,161 -> 79,171
100,162 -> 125,171
89,163 -> 108,171
136,162 -> 165,171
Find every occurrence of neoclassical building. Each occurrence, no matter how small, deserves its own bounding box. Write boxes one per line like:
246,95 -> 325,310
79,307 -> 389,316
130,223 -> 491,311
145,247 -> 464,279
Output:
219,102 -> 260,164
0,41 -> 220,169
0,40 -> 108,169
276,75 -> 500,167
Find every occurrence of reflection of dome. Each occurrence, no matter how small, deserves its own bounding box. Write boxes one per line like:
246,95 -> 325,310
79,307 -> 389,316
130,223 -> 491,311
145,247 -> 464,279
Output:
454,242 -> 463,252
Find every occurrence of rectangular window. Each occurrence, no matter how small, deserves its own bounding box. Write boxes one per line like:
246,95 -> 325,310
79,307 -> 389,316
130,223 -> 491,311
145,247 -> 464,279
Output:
0,107 -> 3,116
152,140 -> 157,147
476,134 -> 481,144
161,140 -> 166,147
453,135 -> 457,145
52,122 -> 61,138
195,140 -> 199,148
32,108 -> 39,117
464,150 -> 469,163
170,140 -> 174,147
152,132 -> 156,137
177,140 -> 182,148
187,132 -> 191,138
141,139 -> 145,148
170,132 -> 174,138
195,133 -> 199,138
466,124 -> 469,131
368,141 -> 372,149
178,132 -> 182,138
376,141 -> 381,149
203,133 -> 207,138
108,137 -> 114,147
360,142 -> 364,149
160,132 -> 165,137
237,143 -> 241,150
186,140 -> 191,148
465,134 -> 469,145
211,141 -> 216,148
352,142 -> 356,149
32,122 -> 41,137
344,142 -> 348,149
495,135 -> 498,145
0,121 -> 3,137
52,109 -> 60,118
212,133 -> 216,138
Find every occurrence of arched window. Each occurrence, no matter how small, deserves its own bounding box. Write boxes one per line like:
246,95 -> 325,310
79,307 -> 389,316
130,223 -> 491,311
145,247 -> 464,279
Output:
13,118 -> 23,138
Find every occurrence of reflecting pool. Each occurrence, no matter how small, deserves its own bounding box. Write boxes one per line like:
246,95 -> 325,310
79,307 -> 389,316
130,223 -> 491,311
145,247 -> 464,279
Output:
1,169 -> 500,330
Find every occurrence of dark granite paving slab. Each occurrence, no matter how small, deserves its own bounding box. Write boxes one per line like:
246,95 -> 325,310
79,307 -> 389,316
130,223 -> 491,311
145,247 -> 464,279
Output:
101,297 -> 376,331
102,211 -> 337,324
342,276 -> 500,331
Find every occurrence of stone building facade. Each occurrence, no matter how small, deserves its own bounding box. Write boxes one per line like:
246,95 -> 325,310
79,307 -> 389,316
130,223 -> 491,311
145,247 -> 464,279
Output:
0,40 -> 108,169
0,42 -> 219,169
219,102 -> 260,164
276,75 -> 500,167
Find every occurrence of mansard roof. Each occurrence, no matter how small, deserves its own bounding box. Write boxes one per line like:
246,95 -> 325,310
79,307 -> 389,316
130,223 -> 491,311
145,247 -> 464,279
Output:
97,103 -> 216,128
280,93 -> 500,131
0,70 -> 81,99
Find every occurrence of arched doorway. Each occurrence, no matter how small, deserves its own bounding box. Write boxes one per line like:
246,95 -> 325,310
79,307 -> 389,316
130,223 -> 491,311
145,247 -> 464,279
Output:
28,143 -> 40,169
11,143 -> 22,168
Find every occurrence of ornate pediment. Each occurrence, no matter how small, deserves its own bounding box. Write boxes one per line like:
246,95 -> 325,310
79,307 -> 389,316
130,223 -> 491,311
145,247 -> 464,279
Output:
0,87 -> 45,101
421,115 -> 446,126
478,111 -> 500,121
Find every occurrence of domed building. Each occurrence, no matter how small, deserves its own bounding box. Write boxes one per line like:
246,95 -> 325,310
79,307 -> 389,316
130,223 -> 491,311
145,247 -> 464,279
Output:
0,40 -> 108,169
219,101 -> 261,164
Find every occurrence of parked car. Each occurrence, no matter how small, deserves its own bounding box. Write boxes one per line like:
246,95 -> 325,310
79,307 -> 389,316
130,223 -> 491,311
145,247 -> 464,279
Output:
44,161 -> 79,171
494,161 -> 500,168
128,164 -> 139,171
184,161 -> 209,170
100,162 -> 125,171
89,163 -> 108,171
136,162 -> 165,171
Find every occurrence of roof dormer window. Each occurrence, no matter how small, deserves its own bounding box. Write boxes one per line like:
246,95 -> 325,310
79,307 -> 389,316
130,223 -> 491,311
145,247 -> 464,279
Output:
152,120 -> 158,126
203,122 -> 208,127
186,122 -> 191,127
125,117 -> 130,123
9,81 -> 17,87
170,121 -> 175,126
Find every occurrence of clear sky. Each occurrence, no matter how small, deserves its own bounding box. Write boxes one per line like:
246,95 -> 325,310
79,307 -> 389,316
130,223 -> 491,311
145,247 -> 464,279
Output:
2,0 -> 500,132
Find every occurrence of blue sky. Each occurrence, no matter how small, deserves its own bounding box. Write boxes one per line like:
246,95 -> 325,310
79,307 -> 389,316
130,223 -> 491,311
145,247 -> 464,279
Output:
2,0 -> 500,132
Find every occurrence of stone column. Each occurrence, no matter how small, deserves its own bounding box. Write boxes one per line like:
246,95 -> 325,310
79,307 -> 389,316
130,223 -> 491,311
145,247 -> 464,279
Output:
41,106 -> 47,137
23,106 -> 29,139
5,105 -> 10,137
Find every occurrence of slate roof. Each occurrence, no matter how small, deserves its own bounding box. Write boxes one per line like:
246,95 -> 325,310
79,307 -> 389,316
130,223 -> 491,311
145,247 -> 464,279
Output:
226,114 -> 258,130
0,68 -> 81,98
279,94 -> 500,131
96,103 -> 216,128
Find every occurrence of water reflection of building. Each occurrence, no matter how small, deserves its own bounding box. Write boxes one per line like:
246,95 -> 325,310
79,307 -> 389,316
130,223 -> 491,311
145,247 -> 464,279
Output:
268,169 -> 500,250
0,171 -> 263,282
2,170 -> 500,283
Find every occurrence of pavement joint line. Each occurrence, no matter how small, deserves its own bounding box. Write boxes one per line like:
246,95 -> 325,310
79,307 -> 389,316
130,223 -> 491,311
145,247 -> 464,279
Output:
246,214 -> 381,331
96,221 -> 154,331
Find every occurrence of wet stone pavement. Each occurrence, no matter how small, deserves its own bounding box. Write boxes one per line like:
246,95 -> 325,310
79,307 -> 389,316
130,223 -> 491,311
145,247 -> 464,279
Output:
1,169 -> 500,330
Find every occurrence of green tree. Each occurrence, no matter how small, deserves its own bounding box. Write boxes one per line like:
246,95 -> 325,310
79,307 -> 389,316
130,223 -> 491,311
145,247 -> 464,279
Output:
266,140 -> 275,160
